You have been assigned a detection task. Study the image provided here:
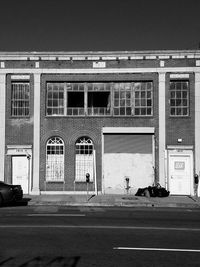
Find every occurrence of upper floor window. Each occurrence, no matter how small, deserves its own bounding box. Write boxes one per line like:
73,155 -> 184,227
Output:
169,80 -> 189,116
113,83 -> 132,116
87,83 -> 111,116
67,84 -> 85,116
11,82 -> 30,117
46,83 -> 64,116
113,82 -> 153,116
134,82 -> 153,116
46,81 -> 153,117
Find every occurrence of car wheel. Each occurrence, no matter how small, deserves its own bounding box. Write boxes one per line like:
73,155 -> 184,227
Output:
0,194 -> 3,206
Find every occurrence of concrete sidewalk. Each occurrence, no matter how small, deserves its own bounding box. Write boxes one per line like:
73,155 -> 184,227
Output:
24,194 -> 200,208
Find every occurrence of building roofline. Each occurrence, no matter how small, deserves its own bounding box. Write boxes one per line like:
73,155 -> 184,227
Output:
0,50 -> 200,61
0,49 -> 199,56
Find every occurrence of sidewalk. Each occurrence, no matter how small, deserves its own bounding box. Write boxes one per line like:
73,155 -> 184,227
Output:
24,194 -> 200,209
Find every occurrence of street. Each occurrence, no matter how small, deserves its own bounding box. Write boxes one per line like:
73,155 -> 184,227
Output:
0,205 -> 200,266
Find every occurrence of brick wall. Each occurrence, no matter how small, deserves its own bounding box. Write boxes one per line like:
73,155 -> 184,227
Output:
39,72 -> 159,191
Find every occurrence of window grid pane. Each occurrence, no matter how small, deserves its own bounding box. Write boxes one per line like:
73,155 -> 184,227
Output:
46,83 -> 64,115
11,82 -> 30,117
113,83 -> 132,116
170,80 -> 189,116
133,82 -> 153,116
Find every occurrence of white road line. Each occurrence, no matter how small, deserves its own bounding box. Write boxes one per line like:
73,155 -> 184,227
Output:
113,247 -> 200,253
27,214 -> 86,217
0,225 -> 200,231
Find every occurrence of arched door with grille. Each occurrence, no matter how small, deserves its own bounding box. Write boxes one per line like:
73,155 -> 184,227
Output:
46,137 -> 64,182
75,137 -> 94,182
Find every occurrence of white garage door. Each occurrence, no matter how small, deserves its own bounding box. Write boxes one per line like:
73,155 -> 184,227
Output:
103,134 -> 154,194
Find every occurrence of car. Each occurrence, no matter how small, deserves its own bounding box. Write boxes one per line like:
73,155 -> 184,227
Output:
0,181 -> 23,206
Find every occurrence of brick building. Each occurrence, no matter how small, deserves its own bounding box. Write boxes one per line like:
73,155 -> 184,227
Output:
1,50 -> 200,196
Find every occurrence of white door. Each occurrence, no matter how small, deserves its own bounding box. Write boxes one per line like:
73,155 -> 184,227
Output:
12,156 -> 29,194
169,155 -> 191,195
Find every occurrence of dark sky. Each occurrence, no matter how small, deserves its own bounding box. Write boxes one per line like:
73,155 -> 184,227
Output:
0,0 -> 200,52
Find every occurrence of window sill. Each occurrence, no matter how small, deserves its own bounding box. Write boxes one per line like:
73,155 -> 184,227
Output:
45,115 -> 154,118
45,180 -> 65,183
74,181 -> 93,183
169,115 -> 190,118
10,116 -> 30,119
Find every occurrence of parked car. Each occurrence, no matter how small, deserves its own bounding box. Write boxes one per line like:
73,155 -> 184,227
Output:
0,181 -> 23,206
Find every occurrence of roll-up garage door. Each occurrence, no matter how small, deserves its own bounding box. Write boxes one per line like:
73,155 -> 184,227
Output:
103,134 -> 154,194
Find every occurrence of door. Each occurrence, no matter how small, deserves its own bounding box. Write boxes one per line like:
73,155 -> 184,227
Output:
12,156 -> 29,194
103,134 -> 154,193
169,155 -> 191,195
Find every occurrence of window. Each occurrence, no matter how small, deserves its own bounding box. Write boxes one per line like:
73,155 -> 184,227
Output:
75,137 -> 94,182
46,83 -> 64,115
134,82 -> 153,116
113,81 -> 153,116
113,83 -> 132,116
46,137 -> 64,182
170,80 -> 189,116
87,83 -> 111,116
88,92 -> 111,115
46,81 -> 153,117
67,82 -> 85,115
11,82 -> 30,117
67,92 -> 84,115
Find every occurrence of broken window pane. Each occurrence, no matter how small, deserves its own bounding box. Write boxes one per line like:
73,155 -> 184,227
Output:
67,92 -> 84,116
88,92 -> 111,115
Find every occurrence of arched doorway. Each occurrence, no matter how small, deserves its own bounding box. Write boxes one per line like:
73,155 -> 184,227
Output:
46,137 -> 64,182
75,137 -> 94,182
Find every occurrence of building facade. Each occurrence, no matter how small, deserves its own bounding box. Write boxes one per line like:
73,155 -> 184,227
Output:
1,50 -> 200,196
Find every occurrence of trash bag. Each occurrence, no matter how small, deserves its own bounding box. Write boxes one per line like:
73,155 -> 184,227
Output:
135,184 -> 169,198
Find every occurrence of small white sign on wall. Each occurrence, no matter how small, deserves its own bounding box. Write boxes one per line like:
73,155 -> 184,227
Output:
93,61 -> 106,68
170,74 -> 189,79
11,75 -> 30,80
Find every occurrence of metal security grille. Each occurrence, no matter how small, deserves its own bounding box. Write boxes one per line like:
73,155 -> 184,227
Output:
11,82 -> 30,116
75,137 -> 94,182
46,137 -> 64,182
104,134 -> 152,154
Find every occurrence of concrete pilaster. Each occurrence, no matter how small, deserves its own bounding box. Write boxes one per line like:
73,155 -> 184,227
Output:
195,72 -> 200,197
0,74 -> 6,181
158,72 -> 166,187
32,73 -> 41,195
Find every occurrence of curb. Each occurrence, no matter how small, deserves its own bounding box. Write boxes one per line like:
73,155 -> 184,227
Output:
27,201 -> 200,208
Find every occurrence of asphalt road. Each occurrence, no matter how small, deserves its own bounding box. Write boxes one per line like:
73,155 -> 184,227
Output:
0,205 -> 200,266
